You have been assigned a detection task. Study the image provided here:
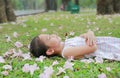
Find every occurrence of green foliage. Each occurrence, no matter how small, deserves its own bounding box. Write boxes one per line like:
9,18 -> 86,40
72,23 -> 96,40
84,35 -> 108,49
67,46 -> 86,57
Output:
11,0 -> 45,10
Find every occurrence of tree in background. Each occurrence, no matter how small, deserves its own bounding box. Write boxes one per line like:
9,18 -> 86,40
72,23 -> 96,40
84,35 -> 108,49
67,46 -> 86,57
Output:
97,0 -> 120,14
0,0 -> 16,23
113,0 -> 120,13
45,0 -> 57,11
75,0 -> 79,5
61,0 -> 70,10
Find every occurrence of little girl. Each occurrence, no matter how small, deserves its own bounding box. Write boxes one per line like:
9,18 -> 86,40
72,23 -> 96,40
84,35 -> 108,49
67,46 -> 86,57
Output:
30,30 -> 120,61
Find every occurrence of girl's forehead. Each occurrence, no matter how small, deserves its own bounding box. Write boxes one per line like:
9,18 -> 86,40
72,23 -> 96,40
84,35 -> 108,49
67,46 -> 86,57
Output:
38,34 -> 48,39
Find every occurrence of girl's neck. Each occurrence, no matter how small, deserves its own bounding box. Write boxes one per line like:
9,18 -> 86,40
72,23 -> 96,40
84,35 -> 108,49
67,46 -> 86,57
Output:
54,42 -> 64,56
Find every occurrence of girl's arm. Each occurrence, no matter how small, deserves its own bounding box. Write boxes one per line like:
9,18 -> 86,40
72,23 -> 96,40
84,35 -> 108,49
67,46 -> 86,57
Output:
63,45 -> 97,59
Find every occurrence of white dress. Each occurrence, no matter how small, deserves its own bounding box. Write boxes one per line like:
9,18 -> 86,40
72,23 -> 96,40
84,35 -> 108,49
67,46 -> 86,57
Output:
62,36 -> 120,61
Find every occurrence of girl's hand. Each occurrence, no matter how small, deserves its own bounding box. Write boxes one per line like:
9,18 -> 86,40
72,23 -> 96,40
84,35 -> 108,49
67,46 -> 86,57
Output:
80,30 -> 96,46
86,30 -> 96,46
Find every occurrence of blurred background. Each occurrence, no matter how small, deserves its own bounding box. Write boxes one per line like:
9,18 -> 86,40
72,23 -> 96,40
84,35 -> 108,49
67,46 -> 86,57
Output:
0,0 -> 120,23
11,0 -> 96,16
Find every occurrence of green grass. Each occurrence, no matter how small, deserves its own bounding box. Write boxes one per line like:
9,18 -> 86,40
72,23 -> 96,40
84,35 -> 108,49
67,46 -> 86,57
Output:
0,11 -> 120,78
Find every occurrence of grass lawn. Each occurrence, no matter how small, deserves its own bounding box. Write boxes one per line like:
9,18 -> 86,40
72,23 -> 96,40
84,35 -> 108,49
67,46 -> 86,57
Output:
0,11 -> 120,78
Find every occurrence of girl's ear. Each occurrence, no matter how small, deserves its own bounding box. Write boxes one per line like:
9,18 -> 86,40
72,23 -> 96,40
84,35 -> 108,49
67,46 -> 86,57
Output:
46,48 -> 54,55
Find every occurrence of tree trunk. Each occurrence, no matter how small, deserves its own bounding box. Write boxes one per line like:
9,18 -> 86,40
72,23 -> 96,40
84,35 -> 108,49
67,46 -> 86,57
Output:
45,0 -> 57,11
113,0 -> 120,13
61,0 -> 70,11
0,0 -> 7,23
97,0 -> 114,14
51,0 -> 57,11
0,0 -> 16,23
5,0 -> 16,21
45,0 -> 49,12
75,0 -> 79,5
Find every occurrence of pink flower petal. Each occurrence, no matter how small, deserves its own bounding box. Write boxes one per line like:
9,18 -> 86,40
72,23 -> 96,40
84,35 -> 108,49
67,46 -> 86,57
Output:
3,49 -> 16,58
63,61 -> 74,70
0,56 -> 5,63
56,67 -> 66,76
69,31 -> 75,36
39,66 -> 54,78
50,23 -> 54,26
5,35 -> 11,42
63,76 -> 69,78
12,49 -> 23,58
98,73 -> 107,78
80,58 -> 94,63
95,57 -> 103,64
13,32 -> 18,38
52,60 -> 59,66
14,41 -> 23,48
106,67 -> 111,71
35,56 -> 46,62
22,63 -> 30,73
41,28 -> 47,32
1,71 -> 9,76
22,53 -> 32,60
22,63 -> 39,75
3,65 -> 12,71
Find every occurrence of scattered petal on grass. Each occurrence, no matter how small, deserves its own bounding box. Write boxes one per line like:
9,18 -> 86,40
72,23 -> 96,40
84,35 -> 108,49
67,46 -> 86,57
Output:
1,71 -> 9,76
63,76 -> 69,78
11,22 -> 16,25
50,23 -> 54,26
92,22 -> 96,25
69,31 -> 75,36
63,61 -> 74,70
22,63 -> 30,73
95,57 -> 103,64
22,63 -> 39,75
0,26 -> 3,29
22,23 -> 27,27
43,17 -> 49,21
29,63 -> 39,75
35,56 -> 46,62
108,18 -> 112,23
67,56 -> 74,62
27,44 -> 30,49
58,25 -> 63,29
106,67 -> 111,71
80,58 -> 94,63
0,56 -> 5,63
12,49 -> 23,58
3,49 -> 16,58
52,60 -> 59,66
39,66 -> 54,78
41,28 -> 47,32
39,73 -> 50,78
87,21 -> 92,25
13,32 -> 18,38
22,53 -> 32,60
56,67 -> 66,76
14,41 -> 23,48
3,65 -> 12,71
98,73 -> 107,78
5,35 -> 11,42
108,32 -> 112,35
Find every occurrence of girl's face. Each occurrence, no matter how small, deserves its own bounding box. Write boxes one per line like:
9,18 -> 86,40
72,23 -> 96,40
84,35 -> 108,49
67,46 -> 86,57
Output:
39,34 -> 61,48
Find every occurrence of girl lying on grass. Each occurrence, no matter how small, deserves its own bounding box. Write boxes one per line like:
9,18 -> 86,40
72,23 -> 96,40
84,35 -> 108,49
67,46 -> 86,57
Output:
30,30 -> 120,61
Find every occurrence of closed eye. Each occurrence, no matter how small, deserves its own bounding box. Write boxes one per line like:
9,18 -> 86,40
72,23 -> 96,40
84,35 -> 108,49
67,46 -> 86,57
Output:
47,35 -> 50,40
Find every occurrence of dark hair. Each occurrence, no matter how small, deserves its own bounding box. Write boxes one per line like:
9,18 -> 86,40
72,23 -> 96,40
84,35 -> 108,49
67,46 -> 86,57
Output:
30,36 -> 49,57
